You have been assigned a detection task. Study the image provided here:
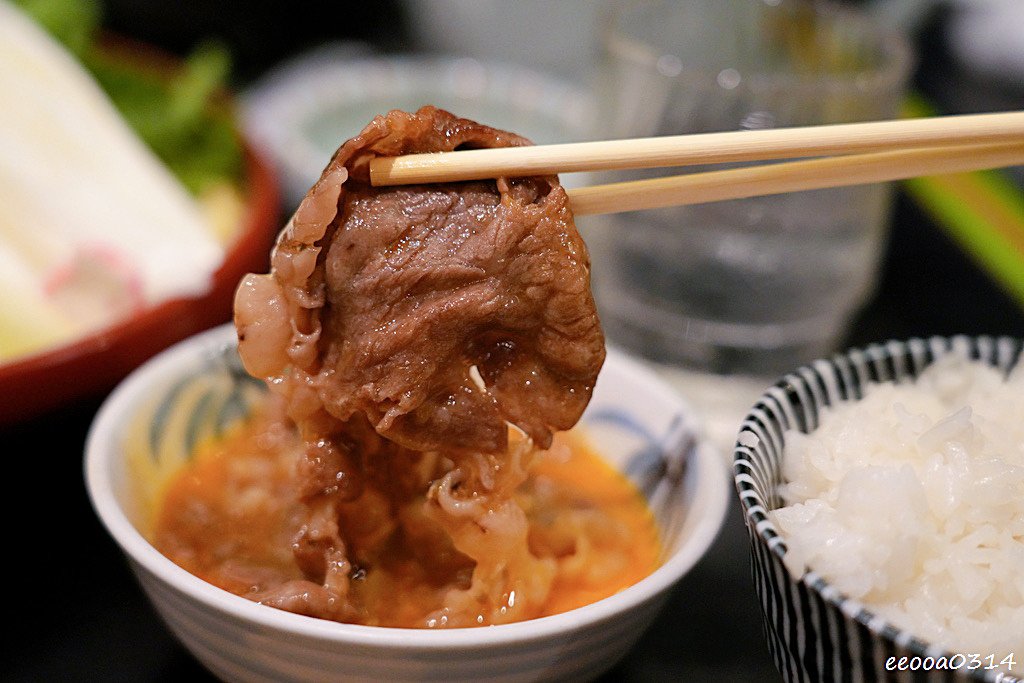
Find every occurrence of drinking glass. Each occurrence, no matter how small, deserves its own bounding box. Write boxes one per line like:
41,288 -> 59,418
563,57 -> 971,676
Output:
588,0 -> 914,377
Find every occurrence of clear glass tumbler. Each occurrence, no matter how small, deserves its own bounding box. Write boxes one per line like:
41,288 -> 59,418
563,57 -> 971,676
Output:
588,0 -> 913,377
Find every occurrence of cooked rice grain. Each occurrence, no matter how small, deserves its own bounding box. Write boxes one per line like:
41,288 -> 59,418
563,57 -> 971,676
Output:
774,353 -> 1024,660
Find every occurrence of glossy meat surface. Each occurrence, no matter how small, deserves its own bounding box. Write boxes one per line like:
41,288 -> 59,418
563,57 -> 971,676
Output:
235,107 -> 604,453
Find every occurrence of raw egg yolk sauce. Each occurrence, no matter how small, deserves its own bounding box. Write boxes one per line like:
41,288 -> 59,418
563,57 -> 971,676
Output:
153,410 -> 662,628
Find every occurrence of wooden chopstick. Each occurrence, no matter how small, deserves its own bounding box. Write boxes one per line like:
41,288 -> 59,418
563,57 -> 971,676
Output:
369,111 -> 1024,186
566,142 -> 1024,217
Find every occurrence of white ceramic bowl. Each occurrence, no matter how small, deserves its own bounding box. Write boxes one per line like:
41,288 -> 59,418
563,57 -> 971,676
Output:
86,324 -> 728,683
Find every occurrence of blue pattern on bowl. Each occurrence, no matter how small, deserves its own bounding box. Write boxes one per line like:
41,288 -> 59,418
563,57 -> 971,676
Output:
734,335 -> 1023,683
586,408 -> 697,550
143,340 -> 265,462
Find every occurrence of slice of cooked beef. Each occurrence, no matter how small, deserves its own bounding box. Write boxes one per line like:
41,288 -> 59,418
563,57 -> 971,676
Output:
235,106 -> 604,454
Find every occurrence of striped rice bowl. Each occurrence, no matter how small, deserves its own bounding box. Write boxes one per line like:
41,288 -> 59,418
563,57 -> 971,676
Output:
735,336 -> 1023,683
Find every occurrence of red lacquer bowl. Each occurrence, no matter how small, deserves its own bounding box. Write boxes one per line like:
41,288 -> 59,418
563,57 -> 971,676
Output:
0,143 -> 280,424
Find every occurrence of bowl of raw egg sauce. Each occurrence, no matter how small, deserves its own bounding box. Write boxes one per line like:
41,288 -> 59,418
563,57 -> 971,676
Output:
86,324 -> 728,683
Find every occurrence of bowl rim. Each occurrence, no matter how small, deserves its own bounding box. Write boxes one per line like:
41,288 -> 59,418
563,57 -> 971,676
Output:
86,323 -> 729,649
732,334 -> 1024,665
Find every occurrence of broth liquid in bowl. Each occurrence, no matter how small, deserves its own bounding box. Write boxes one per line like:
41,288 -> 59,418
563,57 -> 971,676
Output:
151,399 -> 662,628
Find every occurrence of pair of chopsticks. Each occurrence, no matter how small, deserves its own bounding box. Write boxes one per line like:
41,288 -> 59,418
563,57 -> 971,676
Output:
368,111 -> 1024,216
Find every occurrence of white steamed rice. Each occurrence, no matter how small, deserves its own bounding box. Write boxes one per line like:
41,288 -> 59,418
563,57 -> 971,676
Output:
773,352 -> 1024,661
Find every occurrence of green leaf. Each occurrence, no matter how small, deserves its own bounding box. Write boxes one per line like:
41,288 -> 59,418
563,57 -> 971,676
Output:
14,0 -> 100,57
18,0 -> 243,195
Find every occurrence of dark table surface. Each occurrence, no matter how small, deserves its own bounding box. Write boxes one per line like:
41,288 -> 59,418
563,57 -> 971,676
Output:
8,3 -> 1024,681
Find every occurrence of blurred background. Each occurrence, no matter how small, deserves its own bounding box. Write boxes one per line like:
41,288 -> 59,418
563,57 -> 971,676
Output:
5,0 -> 1023,680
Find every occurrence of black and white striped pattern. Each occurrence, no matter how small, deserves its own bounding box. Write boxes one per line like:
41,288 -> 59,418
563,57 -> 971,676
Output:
733,336 -> 1022,683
